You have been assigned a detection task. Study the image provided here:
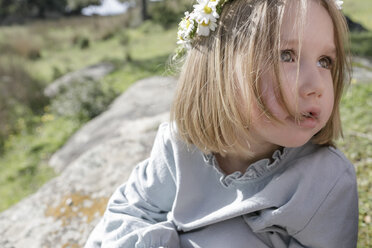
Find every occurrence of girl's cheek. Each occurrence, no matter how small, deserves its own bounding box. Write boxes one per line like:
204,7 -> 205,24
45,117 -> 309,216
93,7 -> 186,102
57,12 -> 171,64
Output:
259,70 -> 290,120
266,97 -> 286,119
262,83 -> 287,118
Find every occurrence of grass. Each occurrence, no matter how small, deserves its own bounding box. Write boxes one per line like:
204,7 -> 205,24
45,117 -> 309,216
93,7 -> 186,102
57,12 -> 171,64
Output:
340,5 -> 372,245
338,82 -> 372,248
343,0 -> 372,31
350,31 -> 372,57
27,20 -> 177,84
343,0 -> 372,59
0,116 -> 80,210
0,14 -> 133,84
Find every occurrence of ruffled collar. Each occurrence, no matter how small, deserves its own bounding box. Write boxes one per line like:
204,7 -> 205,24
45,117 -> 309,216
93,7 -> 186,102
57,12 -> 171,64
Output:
202,147 -> 293,187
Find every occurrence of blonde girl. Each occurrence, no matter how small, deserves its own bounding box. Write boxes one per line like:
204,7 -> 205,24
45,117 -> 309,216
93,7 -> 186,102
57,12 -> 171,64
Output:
85,0 -> 358,247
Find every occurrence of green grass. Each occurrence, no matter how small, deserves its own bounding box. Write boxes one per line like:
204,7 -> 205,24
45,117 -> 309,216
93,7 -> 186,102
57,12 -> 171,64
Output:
350,31 -> 372,57
0,14 -> 132,84
0,116 -> 79,210
343,1 -> 372,31
27,20 -> 177,84
336,9 -> 372,246
343,1 -> 372,58
338,82 -> 372,248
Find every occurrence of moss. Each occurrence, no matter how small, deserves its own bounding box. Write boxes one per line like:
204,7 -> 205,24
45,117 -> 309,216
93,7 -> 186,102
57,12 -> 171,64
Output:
45,192 -> 109,226
61,243 -> 80,248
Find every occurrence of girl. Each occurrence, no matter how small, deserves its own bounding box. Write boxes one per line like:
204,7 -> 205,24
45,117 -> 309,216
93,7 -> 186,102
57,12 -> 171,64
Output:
85,0 -> 358,247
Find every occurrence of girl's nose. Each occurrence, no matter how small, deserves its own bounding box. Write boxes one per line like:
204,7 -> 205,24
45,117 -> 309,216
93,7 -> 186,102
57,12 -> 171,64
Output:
298,63 -> 325,99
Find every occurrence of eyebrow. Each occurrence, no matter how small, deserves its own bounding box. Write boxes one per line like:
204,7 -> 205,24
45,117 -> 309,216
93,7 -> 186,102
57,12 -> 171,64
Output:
280,38 -> 337,56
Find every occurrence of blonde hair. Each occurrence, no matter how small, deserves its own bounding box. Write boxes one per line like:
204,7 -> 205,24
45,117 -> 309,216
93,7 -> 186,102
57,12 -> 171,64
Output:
171,0 -> 351,156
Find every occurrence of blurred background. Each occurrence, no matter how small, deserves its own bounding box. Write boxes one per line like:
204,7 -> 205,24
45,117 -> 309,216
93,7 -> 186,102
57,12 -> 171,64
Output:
0,0 -> 370,246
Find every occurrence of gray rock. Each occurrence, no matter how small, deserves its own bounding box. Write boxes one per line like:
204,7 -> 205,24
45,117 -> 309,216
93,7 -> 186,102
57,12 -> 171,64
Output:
0,76 -> 177,248
44,62 -> 115,98
352,57 -> 372,84
49,76 -> 177,173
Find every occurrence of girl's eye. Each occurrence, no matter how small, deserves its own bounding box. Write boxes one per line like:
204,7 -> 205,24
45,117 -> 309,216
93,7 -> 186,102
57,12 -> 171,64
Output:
280,50 -> 295,63
317,57 -> 333,69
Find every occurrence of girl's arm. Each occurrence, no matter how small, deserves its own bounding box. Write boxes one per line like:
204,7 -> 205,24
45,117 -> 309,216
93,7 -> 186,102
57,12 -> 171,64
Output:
291,163 -> 359,248
84,123 -> 180,248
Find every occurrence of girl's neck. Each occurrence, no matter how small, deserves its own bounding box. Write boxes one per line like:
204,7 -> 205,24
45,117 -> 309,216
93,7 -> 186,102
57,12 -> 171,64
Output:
215,142 -> 280,175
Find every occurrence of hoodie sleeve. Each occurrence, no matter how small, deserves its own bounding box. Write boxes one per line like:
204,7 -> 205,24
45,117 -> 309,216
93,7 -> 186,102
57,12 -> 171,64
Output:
84,123 -> 180,248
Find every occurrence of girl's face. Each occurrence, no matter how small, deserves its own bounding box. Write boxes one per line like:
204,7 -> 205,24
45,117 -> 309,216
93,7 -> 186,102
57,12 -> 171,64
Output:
249,0 -> 335,149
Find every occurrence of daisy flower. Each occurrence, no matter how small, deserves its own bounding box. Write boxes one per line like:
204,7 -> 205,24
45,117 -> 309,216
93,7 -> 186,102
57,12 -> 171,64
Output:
193,0 -> 219,22
334,0 -> 343,10
197,19 -> 218,36
193,0 -> 220,36
177,12 -> 197,46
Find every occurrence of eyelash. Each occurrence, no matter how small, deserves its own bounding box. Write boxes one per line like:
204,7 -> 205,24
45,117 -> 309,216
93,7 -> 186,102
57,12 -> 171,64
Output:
280,50 -> 334,70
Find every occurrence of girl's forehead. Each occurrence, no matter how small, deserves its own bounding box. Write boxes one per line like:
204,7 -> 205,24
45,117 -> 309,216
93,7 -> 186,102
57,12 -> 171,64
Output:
280,0 -> 335,47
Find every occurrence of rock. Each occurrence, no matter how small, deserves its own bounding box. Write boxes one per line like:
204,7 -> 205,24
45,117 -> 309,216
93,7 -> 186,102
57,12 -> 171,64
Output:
352,57 -> 372,84
0,76 -> 177,248
49,76 -> 177,173
352,67 -> 372,84
44,62 -> 116,98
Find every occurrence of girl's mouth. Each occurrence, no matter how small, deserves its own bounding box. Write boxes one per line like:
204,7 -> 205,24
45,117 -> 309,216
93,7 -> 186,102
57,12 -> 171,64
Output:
286,110 -> 320,129
301,111 -> 318,119
296,111 -> 319,128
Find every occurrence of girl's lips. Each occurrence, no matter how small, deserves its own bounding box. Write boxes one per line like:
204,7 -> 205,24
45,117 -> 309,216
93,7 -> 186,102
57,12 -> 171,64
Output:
286,106 -> 322,128
303,107 -> 321,119
297,116 -> 318,128
287,112 -> 319,129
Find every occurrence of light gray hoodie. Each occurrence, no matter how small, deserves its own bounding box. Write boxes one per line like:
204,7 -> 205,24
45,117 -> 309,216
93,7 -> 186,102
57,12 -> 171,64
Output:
85,122 -> 358,248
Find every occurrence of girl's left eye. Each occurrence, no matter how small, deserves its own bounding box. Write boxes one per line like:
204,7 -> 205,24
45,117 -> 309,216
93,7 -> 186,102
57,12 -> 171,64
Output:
317,57 -> 333,69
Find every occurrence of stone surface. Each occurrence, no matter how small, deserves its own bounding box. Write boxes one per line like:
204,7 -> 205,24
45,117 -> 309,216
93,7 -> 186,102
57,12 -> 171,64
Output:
352,57 -> 372,84
49,76 -> 177,173
0,76 -> 177,248
44,62 -> 115,98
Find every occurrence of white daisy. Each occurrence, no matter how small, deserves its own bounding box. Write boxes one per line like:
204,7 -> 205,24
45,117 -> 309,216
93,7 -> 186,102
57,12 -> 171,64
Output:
208,0 -> 220,8
197,22 -> 211,36
182,15 -> 195,36
197,19 -> 218,36
334,0 -> 343,10
177,12 -> 196,45
177,37 -> 192,50
193,0 -> 219,25
173,0 -> 231,57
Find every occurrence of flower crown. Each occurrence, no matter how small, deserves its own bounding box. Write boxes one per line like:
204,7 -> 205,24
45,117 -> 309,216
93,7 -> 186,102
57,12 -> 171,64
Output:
175,0 -> 343,58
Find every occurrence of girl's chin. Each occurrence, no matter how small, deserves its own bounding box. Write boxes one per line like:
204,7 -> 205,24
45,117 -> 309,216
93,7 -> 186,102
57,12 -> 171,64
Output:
280,136 -> 313,148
